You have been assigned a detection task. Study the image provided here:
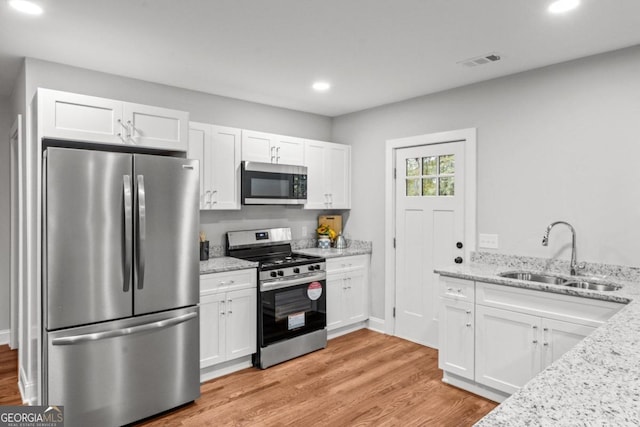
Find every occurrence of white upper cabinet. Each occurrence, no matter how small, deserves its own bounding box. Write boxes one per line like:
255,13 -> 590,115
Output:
188,122 -> 241,210
38,89 -> 188,151
304,140 -> 351,209
241,130 -> 305,165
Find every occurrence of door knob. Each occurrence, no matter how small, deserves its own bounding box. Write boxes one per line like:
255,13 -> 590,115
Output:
454,257 -> 463,264
456,242 -> 463,249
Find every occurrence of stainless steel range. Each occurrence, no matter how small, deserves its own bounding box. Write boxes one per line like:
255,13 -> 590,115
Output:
226,227 -> 327,368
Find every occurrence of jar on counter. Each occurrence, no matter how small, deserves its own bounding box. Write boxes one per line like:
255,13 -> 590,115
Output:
317,235 -> 331,249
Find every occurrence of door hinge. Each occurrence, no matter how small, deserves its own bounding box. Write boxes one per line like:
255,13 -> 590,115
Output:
393,168 -> 397,179
393,237 -> 396,249
393,307 -> 396,318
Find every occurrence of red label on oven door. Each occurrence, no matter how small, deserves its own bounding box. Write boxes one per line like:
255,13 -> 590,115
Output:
307,282 -> 323,300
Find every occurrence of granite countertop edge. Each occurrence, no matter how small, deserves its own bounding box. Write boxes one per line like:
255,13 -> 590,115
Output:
435,262 -> 640,426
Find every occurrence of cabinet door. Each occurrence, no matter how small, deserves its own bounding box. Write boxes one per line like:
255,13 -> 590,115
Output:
188,122 -> 211,209
475,305 -> 541,395
326,272 -> 345,331
39,89 -> 124,144
326,143 -> 351,208
344,268 -> 368,324
438,298 -> 474,380
200,292 -> 226,369
241,130 -> 273,163
304,140 -> 328,209
124,102 -> 188,151
225,288 -> 257,360
273,135 -> 305,165
210,125 -> 241,210
541,318 -> 595,368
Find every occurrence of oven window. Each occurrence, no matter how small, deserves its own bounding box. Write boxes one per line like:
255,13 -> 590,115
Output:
275,288 -> 312,320
251,177 -> 289,197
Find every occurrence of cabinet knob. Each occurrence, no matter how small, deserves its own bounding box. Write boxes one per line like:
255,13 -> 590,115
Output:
465,323 -> 472,327
532,340 -> 538,344
543,342 -> 549,346
454,257 -> 463,264
465,310 -> 471,314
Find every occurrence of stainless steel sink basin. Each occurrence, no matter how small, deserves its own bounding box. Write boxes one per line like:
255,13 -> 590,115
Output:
498,271 -> 568,285
498,271 -> 621,291
563,281 -> 621,292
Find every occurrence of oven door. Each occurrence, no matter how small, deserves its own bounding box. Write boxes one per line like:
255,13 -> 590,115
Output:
241,161 -> 307,205
260,276 -> 326,347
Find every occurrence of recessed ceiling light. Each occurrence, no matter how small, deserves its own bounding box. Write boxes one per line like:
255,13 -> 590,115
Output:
548,0 -> 580,14
312,81 -> 331,92
8,0 -> 43,15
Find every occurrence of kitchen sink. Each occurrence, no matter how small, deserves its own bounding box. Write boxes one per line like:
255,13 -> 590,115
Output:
498,271 -> 569,285
563,281 -> 621,292
498,271 -> 621,291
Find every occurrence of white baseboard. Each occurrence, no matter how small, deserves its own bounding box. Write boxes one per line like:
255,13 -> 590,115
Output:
367,317 -> 385,334
0,329 -> 10,345
328,321 -> 368,340
200,356 -> 253,383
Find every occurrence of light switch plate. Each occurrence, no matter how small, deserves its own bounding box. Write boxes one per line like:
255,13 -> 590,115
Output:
301,226 -> 308,237
479,233 -> 499,249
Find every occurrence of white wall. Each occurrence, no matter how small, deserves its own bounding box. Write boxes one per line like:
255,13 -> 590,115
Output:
332,45 -> 640,318
0,96 -> 12,331
20,58 -> 337,247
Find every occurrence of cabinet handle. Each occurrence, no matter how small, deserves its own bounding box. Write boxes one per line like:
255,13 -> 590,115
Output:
543,342 -> 549,347
219,280 -> 235,286
465,323 -> 472,327
465,310 -> 471,314
533,340 -> 538,344
228,299 -> 232,314
205,190 -> 212,207
457,288 -> 462,293
127,120 -> 134,138
220,301 -> 226,316
447,287 -> 453,291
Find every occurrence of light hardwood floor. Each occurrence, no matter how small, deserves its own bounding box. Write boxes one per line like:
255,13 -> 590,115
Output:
0,329 -> 497,426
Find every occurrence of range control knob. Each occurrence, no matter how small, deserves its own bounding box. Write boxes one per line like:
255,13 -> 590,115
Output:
277,270 -> 284,277
308,265 -> 315,271
314,264 -> 321,270
454,257 -> 463,264
270,271 -> 277,278
293,267 -> 300,273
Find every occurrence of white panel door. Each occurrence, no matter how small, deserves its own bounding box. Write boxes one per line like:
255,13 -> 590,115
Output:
273,135 -> 305,165
124,102 -> 188,151
326,272 -> 346,331
200,292 -> 225,369
225,288 -> 256,360
327,143 -> 351,208
304,140 -> 328,209
438,298 -> 474,380
210,125 -> 241,209
541,318 -> 595,368
475,305 -> 541,395
241,130 -> 273,163
187,123 -> 209,209
345,268 -> 367,324
394,141 -> 464,348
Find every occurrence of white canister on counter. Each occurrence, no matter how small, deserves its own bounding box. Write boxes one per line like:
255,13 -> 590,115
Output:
318,235 -> 331,249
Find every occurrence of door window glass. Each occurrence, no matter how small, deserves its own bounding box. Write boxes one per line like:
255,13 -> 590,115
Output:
404,154 -> 455,197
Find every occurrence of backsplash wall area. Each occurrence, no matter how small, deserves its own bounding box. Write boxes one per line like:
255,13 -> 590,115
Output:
200,207 -> 351,255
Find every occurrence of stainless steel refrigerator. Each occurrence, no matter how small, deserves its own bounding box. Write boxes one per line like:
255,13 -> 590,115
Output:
43,147 -> 200,426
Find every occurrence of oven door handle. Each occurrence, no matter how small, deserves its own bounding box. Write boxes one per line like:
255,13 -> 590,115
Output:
260,273 -> 326,292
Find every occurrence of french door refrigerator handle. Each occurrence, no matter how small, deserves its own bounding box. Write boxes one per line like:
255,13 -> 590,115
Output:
137,174 -> 146,289
123,175 -> 133,292
51,312 -> 198,346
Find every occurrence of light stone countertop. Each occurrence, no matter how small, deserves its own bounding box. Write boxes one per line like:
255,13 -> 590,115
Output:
294,245 -> 372,259
435,255 -> 640,426
199,256 -> 258,274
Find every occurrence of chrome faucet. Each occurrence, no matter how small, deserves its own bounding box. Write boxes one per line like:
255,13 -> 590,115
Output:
542,221 -> 578,275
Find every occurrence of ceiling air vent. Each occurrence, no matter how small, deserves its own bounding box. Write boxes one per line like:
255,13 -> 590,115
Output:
458,53 -> 502,68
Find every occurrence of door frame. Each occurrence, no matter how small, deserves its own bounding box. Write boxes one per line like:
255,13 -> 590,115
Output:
9,115 -> 22,349
384,128 -> 477,336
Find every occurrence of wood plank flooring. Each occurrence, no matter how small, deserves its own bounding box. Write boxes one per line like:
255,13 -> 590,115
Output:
0,329 -> 497,426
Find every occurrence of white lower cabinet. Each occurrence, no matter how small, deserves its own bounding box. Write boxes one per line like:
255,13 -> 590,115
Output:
326,255 -> 369,332
475,305 -> 595,394
438,277 -> 623,401
439,298 -> 475,380
199,269 -> 257,370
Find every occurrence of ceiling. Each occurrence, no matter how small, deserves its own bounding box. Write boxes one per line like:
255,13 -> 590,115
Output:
1,0 -> 639,117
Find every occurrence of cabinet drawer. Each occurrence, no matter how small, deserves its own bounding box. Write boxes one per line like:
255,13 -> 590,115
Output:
326,255 -> 368,273
201,269 -> 256,294
439,277 -> 475,301
476,281 -> 624,327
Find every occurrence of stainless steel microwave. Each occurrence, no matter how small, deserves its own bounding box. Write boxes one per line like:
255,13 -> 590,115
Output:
241,161 -> 307,205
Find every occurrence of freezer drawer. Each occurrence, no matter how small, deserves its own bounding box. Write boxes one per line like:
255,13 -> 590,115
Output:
45,307 -> 200,427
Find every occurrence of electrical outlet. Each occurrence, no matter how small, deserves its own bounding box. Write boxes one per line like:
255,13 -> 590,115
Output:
301,226 -> 308,237
479,233 -> 499,249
